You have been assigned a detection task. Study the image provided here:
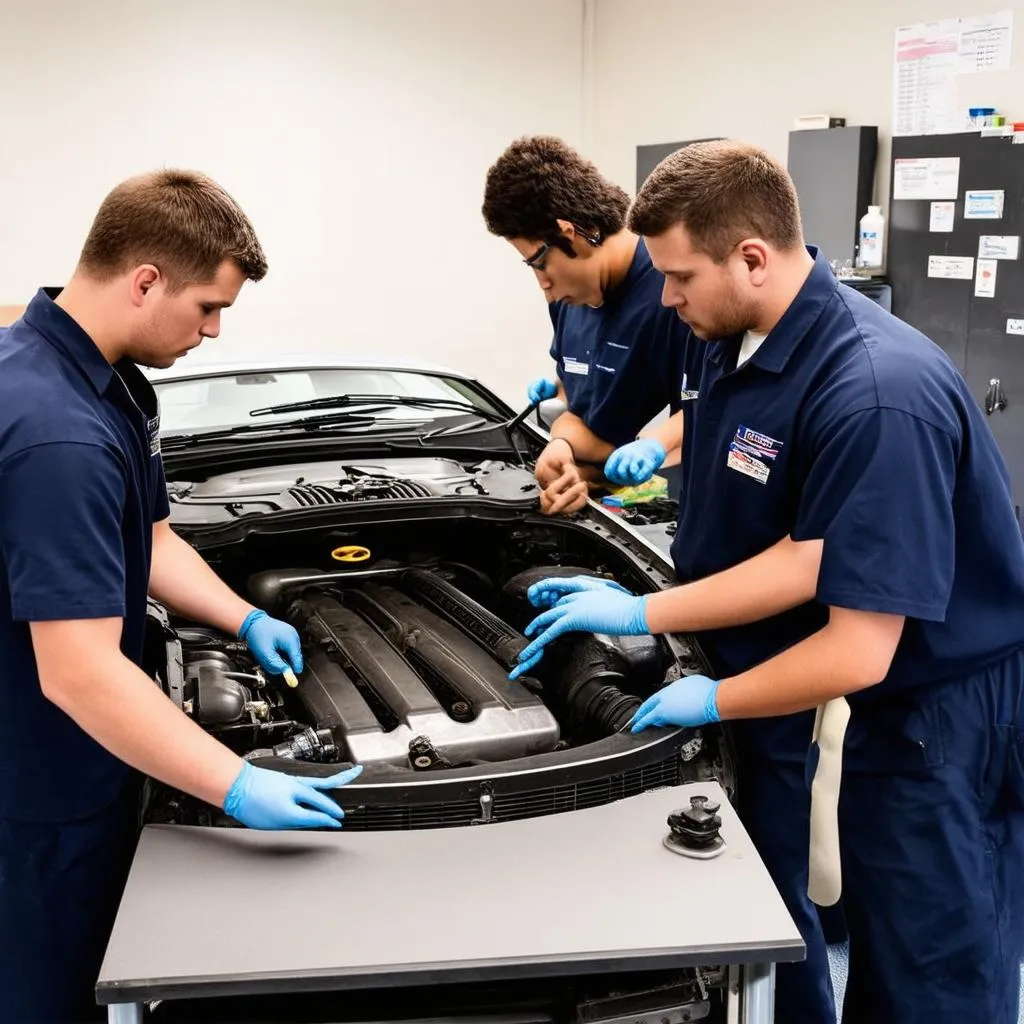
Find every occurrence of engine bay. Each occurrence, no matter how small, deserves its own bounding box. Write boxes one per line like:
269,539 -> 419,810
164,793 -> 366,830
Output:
162,454 -> 682,536
134,451 -> 738,1022
164,456 -> 543,520
142,508 -> 727,830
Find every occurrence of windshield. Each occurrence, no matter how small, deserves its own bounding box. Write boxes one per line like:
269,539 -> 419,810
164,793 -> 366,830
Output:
153,368 -> 503,436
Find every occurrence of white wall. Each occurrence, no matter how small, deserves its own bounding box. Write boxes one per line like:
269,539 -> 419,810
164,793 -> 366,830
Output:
15,0 -> 1012,406
0,0 -> 585,405
590,0 -> 1024,217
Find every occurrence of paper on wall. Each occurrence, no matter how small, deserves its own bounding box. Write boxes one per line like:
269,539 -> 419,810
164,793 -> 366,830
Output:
1007,318 -> 1024,336
958,9 -> 1014,73
979,235 -> 1020,259
894,158 -> 960,200
965,190 -> 1005,219
975,259 -> 998,297
928,255 -> 975,280
893,19 -> 962,137
930,201 -> 957,231
893,10 -> 1014,137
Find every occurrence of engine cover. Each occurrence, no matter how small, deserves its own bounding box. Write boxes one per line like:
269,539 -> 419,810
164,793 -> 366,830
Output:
285,583 -> 560,767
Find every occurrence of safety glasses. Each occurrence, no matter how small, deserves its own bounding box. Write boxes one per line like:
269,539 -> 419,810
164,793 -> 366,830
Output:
522,226 -> 601,272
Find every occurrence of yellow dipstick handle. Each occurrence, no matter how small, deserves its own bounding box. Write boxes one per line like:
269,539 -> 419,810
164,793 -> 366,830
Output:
282,668 -> 299,688
331,545 -> 371,563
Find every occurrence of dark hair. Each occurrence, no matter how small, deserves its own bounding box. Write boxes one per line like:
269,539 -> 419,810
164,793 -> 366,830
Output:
628,140 -> 803,261
77,169 -> 267,289
482,135 -> 630,245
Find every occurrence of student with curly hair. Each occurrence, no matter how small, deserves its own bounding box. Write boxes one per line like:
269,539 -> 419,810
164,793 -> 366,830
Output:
482,136 -> 698,515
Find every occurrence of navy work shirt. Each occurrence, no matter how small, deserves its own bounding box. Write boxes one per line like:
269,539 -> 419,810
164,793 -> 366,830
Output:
549,238 -> 693,448
673,248 -> 1024,703
0,289 -> 169,822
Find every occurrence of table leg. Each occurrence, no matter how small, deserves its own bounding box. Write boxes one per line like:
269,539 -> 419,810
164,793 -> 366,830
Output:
107,1002 -> 144,1023
741,962 -> 775,1024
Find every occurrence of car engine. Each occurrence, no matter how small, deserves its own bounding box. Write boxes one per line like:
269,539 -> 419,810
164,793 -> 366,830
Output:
141,449 -> 737,1023
141,507 -> 727,832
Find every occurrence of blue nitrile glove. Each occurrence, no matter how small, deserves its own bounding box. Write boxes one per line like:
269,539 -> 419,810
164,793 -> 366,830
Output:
628,675 -> 721,732
603,438 -> 667,485
526,574 -> 633,609
223,762 -> 364,830
527,377 -> 558,404
509,590 -> 650,679
239,609 -> 304,676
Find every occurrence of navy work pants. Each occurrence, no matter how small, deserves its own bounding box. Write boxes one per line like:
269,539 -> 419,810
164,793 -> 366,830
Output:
0,780 -> 140,1022
734,648 -> 1024,1024
838,649 -> 1024,1022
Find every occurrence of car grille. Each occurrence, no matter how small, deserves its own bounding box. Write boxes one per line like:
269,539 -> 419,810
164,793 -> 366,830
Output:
342,753 -> 683,831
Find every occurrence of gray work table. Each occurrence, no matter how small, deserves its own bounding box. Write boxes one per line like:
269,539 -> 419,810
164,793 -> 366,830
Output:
97,781 -> 803,1023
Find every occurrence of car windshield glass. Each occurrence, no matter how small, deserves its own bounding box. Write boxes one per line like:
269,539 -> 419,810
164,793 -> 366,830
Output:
153,368 -> 504,437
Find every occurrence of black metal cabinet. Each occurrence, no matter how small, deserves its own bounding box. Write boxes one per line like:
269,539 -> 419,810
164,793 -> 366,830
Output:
888,132 -> 1024,521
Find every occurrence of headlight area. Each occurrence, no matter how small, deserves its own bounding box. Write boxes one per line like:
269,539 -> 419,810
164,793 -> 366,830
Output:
140,507 -> 733,831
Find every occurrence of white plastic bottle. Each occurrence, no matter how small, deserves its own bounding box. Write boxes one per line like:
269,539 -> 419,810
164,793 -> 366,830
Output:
857,205 -> 885,269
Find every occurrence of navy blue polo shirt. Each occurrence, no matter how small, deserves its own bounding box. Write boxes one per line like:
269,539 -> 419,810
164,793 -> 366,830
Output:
549,237 -> 693,448
673,248 -> 1024,703
0,289 -> 169,822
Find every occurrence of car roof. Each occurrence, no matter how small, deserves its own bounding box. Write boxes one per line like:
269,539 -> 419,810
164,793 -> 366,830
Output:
144,353 -> 474,384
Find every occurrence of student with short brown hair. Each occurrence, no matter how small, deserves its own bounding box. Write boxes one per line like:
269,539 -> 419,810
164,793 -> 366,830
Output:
0,169 -> 363,1021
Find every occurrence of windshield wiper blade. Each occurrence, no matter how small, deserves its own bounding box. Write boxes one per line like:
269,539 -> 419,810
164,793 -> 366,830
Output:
418,401 -> 540,467
421,417 -> 490,439
249,394 -> 506,422
249,396 -> 390,417
161,411 -> 389,448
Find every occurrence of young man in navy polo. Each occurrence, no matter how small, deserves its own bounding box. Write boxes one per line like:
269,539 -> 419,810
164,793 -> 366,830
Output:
0,171 -> 362,1021
509,141 -> 1024,1024
482,136 -> 695,515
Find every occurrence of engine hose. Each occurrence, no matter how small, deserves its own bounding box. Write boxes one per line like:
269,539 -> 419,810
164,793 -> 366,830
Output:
502,565 -> 617,601
549,637 -> 641,739
503,567 -> 666,692
561,670 -> 640,737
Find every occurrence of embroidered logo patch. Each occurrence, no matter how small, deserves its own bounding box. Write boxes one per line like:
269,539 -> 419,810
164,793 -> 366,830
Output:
726,424 -> 783,485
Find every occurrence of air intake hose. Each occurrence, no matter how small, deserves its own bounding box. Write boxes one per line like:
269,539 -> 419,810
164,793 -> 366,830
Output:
503,566 -> 666,695
548,637 -> 641,741
502,565 -> 616,601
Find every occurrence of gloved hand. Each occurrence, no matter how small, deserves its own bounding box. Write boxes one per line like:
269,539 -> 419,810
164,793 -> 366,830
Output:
603,438 -> 666,485
239,609 -> 304,677
526,574 -> 633,609
527,377 -> 558,404
510,590 -> 650,679
628,675 -> 721,732
223,761 -> 364,830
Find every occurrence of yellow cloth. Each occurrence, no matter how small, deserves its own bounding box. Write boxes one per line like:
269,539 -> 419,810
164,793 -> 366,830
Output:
608,475 -> 669,505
